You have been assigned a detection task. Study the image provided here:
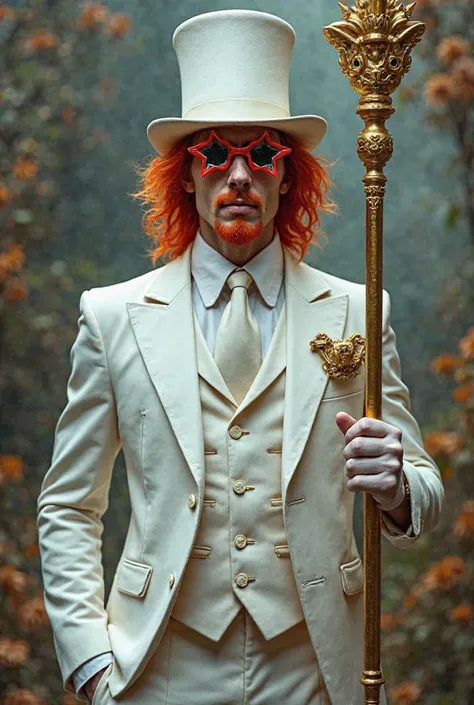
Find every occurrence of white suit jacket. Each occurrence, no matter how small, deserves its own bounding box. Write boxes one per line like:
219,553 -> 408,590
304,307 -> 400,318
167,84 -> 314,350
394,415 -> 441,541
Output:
36,244 -> 444,705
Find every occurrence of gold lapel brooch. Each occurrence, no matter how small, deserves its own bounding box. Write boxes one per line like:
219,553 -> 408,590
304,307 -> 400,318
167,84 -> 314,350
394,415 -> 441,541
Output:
309,333 -> 366,381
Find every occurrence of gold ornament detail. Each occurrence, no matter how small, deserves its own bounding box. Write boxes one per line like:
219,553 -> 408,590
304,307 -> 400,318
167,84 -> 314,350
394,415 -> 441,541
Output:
323,0 -> 425,97
365,183 -> 386,209
309,333 -> 366,380
357,132 -> 393,166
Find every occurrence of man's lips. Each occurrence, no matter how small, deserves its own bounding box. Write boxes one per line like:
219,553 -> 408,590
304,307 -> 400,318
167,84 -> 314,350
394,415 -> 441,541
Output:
213,191 -> 264,213
221,203 -> 258,215
218,198 -> 260,213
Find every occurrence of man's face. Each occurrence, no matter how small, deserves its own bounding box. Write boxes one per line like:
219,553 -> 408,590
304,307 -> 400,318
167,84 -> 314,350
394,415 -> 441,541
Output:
183,125 -> 291,248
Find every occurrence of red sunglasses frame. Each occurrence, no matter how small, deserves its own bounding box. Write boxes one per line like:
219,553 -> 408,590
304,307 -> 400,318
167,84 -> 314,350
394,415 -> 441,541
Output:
187,130 -> 292,178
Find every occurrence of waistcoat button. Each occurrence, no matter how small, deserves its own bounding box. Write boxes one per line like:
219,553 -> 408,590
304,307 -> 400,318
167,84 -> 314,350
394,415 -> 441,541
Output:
229,425 -> 243,440
235,572 -> 250,588
233,480 -> 246,495
234,534 -> 248,549
188,493 -> 197,509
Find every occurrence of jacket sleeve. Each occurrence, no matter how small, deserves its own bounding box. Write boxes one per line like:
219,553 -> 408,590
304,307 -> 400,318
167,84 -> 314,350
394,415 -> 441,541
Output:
379,289 -> 444,548
37,289 -> 121,693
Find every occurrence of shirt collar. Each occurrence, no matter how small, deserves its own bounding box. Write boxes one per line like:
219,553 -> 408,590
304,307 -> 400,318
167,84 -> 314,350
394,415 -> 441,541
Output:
191,231 -> 284,308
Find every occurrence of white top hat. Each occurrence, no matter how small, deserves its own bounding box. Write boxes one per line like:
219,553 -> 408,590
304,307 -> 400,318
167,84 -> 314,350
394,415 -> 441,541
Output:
147,9 -> 327,155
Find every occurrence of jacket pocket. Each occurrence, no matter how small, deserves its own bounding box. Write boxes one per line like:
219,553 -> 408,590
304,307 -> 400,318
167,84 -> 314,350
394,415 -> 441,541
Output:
190,544 -> 212,559
116,558 -> 153,598
340,556 -> 364,595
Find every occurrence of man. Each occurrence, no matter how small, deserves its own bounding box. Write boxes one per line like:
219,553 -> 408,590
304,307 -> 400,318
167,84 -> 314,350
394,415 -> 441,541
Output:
37,9 -> 444,705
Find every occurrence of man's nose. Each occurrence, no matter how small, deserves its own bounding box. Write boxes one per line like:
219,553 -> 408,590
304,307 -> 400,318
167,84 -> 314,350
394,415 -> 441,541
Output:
227,155 -> 252,189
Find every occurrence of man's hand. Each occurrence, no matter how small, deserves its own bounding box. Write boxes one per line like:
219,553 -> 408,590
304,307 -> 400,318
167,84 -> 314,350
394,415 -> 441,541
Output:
82,666 -> 109,704
335,411 -> 404,506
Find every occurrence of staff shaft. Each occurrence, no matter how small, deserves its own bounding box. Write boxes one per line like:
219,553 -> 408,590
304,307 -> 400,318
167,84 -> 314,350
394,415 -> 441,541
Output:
323,1 -> 425,702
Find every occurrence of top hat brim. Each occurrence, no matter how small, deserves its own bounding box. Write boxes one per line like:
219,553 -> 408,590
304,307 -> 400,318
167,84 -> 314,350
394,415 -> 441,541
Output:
147,115 -> 328,156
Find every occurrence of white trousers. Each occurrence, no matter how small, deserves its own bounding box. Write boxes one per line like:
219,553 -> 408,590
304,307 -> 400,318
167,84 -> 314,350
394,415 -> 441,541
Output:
92,608 -> 331,705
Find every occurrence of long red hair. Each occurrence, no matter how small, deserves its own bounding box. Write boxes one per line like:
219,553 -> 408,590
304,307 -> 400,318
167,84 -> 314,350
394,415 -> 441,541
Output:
130,132 -> 339,265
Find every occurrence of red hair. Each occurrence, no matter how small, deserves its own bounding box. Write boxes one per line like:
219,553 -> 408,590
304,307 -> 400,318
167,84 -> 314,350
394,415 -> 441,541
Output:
130,132 -> 339,265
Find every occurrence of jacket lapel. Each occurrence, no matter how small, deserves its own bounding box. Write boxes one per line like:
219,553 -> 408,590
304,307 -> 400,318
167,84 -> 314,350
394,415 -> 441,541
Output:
126,247 -> 205,491
282,250 -> 348,499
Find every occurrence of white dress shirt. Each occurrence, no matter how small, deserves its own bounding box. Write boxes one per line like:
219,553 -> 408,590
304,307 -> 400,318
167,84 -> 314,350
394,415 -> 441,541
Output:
71,232 -> 285,696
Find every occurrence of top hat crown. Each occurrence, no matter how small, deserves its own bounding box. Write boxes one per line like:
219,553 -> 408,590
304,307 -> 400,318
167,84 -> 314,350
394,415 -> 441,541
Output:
147,9 -> 327,155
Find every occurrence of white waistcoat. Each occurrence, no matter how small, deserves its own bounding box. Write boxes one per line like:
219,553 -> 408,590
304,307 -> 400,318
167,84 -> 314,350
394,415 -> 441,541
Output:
171,304 -> 305,640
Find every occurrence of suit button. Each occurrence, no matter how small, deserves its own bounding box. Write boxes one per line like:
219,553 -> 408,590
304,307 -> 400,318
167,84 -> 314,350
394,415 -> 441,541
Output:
188,493 -> 197,509
168,573 -> 175,588
235,572 -> 255,588
234,534 -> 248,550
233,480 -> 246,495
229,425 -> 243,440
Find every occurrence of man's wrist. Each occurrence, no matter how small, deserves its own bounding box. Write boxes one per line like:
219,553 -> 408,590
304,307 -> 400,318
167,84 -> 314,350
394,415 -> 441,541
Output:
374,471 -> 408,512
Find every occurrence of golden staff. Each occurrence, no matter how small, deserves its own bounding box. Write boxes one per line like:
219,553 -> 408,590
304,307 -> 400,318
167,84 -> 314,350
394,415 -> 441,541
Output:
323,2 -> 425,703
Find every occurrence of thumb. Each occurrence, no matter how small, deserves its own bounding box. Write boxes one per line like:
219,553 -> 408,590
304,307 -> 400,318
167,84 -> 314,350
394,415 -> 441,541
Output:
335,411 -> 357,437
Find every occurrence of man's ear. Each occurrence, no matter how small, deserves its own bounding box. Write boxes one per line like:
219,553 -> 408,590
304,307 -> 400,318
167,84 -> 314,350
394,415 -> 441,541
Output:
182,177 -> 195,194
279,177 -> 292,195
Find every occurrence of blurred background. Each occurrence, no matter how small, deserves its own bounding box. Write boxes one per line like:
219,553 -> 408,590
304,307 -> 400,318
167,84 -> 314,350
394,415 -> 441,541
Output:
0,1 -> 472,703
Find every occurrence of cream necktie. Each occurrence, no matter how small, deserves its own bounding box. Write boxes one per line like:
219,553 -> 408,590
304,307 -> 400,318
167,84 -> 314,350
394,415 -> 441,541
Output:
214,269 -> 262,404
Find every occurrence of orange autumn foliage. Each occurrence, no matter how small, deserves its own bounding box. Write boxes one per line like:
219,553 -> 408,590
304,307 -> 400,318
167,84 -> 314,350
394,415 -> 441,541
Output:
449,602 -> 473,625
423,431 -> 463,456
452,57 -> 474,100
0,565 -> 28,594
0,182 -> 11,206
0,638 -> 30,667
62,106 -> 75,124
24,29 -> 59,52
13,158 -> 38,181
76,2 -> 109,32
453,500 -> 474,538
0,5 -> 16,22
422,556 -> 467,591
389,680 -> 422,705
424,72 -> 454,106
402,587 -> 420,611
381,613 -> 399,631
452,383 -> 473,402
0,453 -> 24,482
23,542 -> 40,559
3,277 -> 28,301
459,327 -> 474,360
108,13 -> 132,37
430,353 -> 459,375
17,596 -> 49,630
437,35 -> 470,65
4,690 -> 46,705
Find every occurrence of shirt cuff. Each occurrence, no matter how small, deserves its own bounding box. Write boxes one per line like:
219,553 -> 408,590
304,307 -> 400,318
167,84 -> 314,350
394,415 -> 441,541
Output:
381,511 -> 415,537
72,651 -> 114,697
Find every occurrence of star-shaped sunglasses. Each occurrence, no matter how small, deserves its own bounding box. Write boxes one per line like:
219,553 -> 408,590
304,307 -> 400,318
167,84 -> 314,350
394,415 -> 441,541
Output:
187,130 -> 292,178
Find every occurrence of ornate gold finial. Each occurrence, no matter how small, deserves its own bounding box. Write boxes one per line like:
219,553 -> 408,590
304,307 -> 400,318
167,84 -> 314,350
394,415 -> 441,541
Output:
324,1 -> 425,174
323,0 -> 424,97
309,333 -> 366,381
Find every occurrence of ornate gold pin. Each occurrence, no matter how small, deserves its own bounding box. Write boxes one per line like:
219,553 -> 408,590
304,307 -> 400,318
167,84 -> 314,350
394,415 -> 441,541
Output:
309,333 -> 366,381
